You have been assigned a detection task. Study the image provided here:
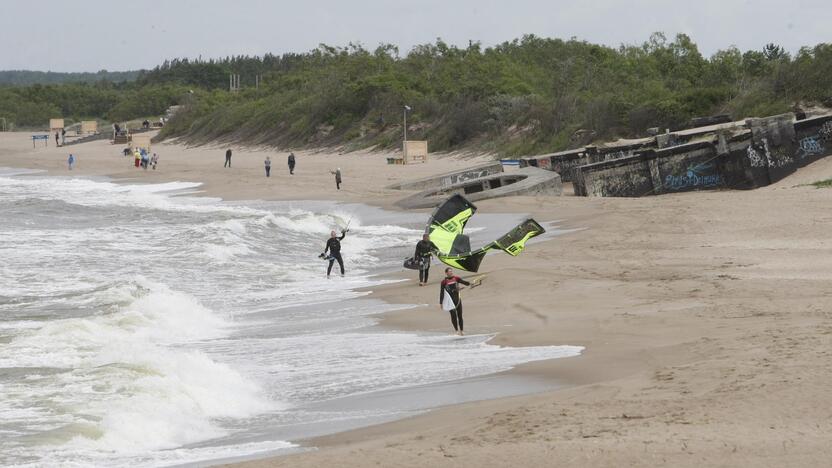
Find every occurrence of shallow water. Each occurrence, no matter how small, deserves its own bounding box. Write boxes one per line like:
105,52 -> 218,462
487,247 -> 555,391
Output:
0,168 -> 582,467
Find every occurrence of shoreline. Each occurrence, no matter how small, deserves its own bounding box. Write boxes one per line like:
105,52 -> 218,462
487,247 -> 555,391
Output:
5,131 -> 832,467
0,132 -> 588,465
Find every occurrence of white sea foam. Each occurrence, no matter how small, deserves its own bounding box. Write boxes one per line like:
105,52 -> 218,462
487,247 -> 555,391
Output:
0,173 -> 580,467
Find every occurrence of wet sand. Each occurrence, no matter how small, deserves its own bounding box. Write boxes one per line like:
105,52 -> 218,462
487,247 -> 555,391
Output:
4,131 -> 832,467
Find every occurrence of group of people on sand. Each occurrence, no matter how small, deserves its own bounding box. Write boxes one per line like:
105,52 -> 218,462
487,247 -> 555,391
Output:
223,149 -> 342,189
321,229 -> 470,336
129,148 -> 158,170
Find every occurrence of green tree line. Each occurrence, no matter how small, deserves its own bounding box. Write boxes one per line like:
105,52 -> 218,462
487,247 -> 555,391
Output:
3,34 -> 831,155
0,81 -> 187,128
0,69 -> 140,86
156,34 -> 832,155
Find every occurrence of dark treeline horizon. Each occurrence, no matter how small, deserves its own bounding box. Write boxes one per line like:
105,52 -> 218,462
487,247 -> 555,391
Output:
2,33 -> 831,156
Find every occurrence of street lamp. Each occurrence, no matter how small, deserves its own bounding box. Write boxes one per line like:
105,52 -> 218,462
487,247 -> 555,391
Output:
403,105 -> 411,144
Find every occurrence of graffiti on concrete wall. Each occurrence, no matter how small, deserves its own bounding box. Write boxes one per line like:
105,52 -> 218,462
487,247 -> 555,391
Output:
664,161 -> 724,190
762,138 -> 793,168
441,169 -> 497,187
820,121 -> 832,142
552,159 -> 583,177
747,138 -> 793,168
797,136 -> 825,160
747,144 -> 767,167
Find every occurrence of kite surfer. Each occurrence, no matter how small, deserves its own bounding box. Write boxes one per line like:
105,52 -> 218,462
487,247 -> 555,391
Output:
440,267 -> 470,335
323,228 -> 348,277
414,233 -> 438,286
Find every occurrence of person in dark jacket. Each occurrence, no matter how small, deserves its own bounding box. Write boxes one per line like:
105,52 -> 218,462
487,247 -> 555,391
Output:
323,228 -> 348,277
440,268 -> 470,335
414,234 -> 438,286
288,152 -> 296,175
224,148 -> 232,168
330,168 -> 342,190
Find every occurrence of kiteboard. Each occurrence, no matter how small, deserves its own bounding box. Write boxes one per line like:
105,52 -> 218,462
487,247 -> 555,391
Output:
403,257 -> 420,270
441,291 -> 457,311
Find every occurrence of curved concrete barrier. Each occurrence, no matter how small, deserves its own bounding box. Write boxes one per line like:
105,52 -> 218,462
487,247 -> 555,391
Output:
396,167 -> 562,209
387,162 -> 504,191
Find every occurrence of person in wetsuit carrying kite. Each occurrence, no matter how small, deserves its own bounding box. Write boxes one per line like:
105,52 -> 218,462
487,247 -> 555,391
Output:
323,229 -> 348,277
440,267 -> 470,336
414,233 -> 438,286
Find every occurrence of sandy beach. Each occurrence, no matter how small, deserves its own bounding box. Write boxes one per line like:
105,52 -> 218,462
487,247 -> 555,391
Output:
4,131 -> 832,467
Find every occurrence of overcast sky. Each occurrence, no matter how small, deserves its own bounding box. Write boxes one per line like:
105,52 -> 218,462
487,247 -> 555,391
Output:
1,0 -> 830,72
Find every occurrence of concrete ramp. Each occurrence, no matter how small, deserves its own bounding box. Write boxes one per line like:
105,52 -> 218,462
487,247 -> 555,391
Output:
387,162 -> 504,191
396,167 -> 562,209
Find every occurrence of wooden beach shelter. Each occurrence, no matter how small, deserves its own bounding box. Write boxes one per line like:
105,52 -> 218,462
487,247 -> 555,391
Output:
80,121 -> 98,135
403,140 -> 429,164
49,118 -> 64,131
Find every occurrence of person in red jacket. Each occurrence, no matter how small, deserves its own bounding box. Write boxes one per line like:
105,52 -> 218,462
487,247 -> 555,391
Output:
439,268 -> 470,335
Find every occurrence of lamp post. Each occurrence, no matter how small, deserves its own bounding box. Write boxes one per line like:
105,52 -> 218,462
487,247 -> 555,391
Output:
403,105 -> 411,144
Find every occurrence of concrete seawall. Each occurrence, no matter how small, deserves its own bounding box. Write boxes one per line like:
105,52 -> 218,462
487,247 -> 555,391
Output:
523,113 -> 832,197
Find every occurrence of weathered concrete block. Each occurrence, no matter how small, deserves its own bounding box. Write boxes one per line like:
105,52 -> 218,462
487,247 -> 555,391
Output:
396,167 -> 562,209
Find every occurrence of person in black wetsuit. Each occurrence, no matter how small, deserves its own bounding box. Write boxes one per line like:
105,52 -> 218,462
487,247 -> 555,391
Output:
288,152 -> 296,175
324,229 -> 348,277
414,234 -> 438,286
224,148 -> 232,168
439,268 -> 470,335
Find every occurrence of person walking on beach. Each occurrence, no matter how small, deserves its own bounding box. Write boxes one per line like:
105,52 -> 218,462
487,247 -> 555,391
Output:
414,233 -> 438,286
141,150 -> 149,170
224,149 -> 232,168
151,153 -> 159,170
323,228 -> 348,277
67,153 -> 75,170
55,132 -> 60,147
264,156 -> 272,177
134,150 -> 141,168
61,128 -> 66,146
440,268 -> 470,336
330,168 -> 342,190
288,152 -> 296,175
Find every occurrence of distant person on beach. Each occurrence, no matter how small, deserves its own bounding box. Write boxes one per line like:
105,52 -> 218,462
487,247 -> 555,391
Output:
440,268 -> 470,336
55,132 -> 59,146
67,154 -> 75,170
151,153 -> 159,170
134,150 -> 141,168
264,156 -> 271,177
114,123 -> 121,136
141,151 -> 149,170
414,233 -> 438,286
225,149 -> 232,168
61,128 -> 66,145
288,152 -> 296,175
322,228 -> 348,277
330,168 -> 342,190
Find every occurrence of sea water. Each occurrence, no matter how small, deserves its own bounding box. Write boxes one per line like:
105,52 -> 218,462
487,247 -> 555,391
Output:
0,169 -> 582,467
